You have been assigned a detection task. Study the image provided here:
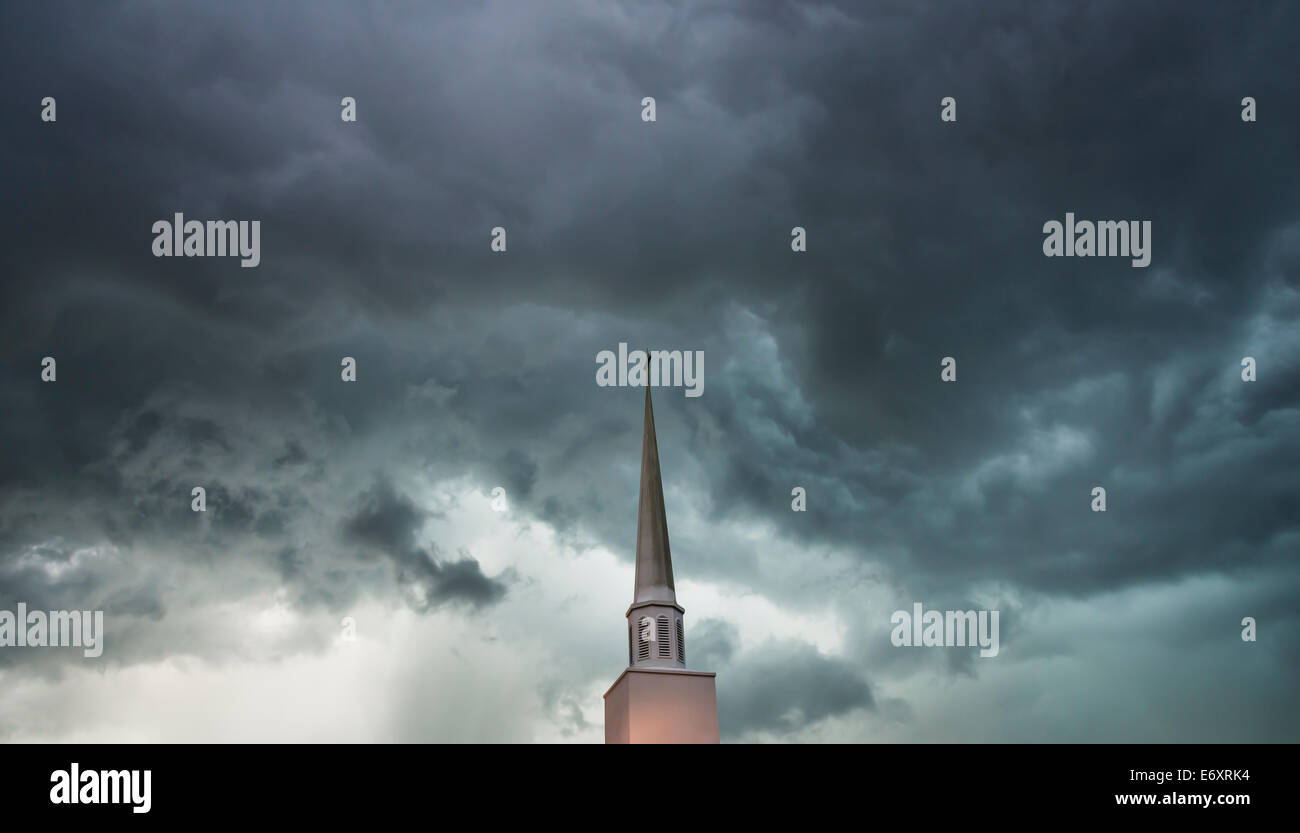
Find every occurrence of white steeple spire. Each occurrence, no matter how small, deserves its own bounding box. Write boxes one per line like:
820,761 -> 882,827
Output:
626,386 -> 685,669
633,384 -> 676,605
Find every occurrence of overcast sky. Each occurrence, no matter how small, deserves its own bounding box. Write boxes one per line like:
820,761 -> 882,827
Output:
1,0 -> 1297,742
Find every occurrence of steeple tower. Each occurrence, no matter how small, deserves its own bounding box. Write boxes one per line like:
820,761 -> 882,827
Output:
627,386 -> 684,668
604,386 -> 719,743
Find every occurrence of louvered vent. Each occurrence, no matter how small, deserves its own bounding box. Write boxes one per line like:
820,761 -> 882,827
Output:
637,617 -> 652,660
657,616 -> 670,657
676,618 -> 685,663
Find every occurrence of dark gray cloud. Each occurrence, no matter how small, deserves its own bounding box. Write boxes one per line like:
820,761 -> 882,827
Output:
343,477 -> 508,608
0,0 -> 1297,741
719,640 -> 875,739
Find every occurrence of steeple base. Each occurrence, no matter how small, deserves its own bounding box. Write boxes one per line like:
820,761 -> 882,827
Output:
603,667 -> 719,744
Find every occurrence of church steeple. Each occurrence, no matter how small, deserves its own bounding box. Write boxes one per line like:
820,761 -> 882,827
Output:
633,385 -> 676,605
605,385 -> 719,743
626,386 -> 685,669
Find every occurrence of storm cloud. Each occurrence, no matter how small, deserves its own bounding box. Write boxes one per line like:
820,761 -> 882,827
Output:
0,0 -> 1297,742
